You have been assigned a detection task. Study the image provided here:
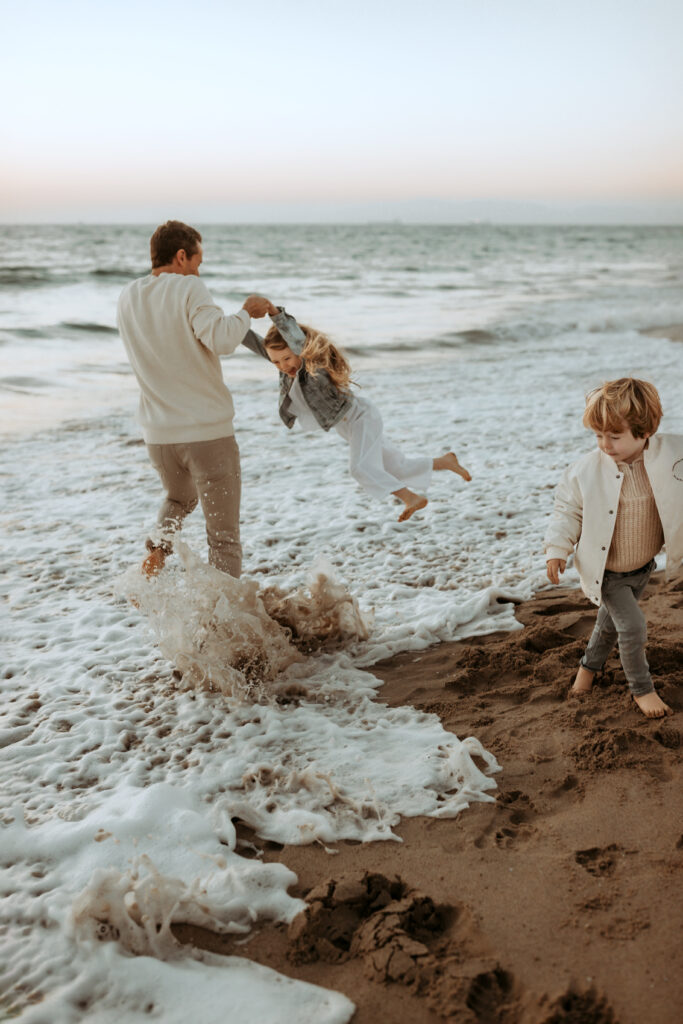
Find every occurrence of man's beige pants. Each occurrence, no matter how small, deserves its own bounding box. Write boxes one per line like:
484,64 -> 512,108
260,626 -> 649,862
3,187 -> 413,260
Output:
146,436 -> 242,578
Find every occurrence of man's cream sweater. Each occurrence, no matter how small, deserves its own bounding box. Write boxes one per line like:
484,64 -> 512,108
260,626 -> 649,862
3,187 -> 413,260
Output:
117,272 -> 251,444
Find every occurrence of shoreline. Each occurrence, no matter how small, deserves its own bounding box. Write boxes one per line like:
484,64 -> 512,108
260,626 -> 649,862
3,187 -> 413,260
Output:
173,576 -> 683,1024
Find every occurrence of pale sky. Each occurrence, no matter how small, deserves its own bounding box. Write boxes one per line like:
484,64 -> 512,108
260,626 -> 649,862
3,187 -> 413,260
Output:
2,0 -> 683,222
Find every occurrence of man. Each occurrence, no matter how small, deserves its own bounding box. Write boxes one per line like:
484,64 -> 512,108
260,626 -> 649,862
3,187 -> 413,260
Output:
117,220 -> 277,578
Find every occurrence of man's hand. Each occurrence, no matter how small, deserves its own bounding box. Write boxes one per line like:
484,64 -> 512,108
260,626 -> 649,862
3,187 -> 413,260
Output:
546,558 -> 567,584
242,295 -> 279,318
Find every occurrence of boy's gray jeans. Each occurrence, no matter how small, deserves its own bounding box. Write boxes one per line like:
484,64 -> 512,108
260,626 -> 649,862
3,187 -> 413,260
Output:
581,559 -> 656,697
146,436 -> 241,578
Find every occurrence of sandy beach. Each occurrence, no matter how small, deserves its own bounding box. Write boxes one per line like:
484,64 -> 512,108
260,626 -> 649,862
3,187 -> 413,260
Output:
3,228 -> 683,1022
4,0 -> 683,1007
174,574 -> 683,1024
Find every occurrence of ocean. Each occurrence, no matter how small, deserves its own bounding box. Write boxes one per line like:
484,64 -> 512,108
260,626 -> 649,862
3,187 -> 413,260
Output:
2,223 -> 683,433
1,223 -> 682,1022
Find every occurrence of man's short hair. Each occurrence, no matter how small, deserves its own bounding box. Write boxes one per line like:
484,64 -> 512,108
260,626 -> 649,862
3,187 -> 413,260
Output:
150,220 -> 202,269
583,378 -> 663,438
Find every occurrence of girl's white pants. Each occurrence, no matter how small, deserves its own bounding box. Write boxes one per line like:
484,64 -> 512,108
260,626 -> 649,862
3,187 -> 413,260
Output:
334,396 -> 432,499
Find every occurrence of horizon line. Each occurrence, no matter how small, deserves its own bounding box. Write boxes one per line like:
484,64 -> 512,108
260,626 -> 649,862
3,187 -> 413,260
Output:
2,219 -> 683,228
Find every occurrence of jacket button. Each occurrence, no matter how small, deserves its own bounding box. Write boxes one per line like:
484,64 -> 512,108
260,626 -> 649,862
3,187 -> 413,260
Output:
609,510 -> 614,514
601,546 -> 606,550
596,580 -> 600,584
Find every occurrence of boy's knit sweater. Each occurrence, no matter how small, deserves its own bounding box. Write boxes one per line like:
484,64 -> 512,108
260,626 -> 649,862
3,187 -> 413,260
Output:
607,455 -> 664,571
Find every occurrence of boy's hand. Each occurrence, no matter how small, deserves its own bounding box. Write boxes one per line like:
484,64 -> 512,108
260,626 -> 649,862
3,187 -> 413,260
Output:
546,558 -> 566,584
242,295 -> 279,318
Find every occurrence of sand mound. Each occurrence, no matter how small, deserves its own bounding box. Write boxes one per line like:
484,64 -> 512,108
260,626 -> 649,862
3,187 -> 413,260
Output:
288,872 -> 444,972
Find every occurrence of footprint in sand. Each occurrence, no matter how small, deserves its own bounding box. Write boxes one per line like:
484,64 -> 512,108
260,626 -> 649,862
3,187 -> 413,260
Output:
574,844 -> 624,877
494,789 -> 537,849
652,726 -> 681,749
472,789 -> 537,850
537,987 -> 618,1024
549,773 -> 584,797
461,966 -> 516,1023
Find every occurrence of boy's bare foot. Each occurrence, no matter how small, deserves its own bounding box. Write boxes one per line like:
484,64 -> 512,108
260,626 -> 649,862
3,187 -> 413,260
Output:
433,451 -> 472,481
141,547 -> 166,577
634,691 -> 673,718
570,665 -> 595,694
398,496 -> 428,522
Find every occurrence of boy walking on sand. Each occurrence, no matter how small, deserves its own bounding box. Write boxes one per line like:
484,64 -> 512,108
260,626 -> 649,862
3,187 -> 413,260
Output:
545,378 -> 683,718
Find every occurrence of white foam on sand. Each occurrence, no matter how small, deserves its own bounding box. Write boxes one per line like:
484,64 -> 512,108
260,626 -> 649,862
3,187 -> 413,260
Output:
1,784 -> 354,1023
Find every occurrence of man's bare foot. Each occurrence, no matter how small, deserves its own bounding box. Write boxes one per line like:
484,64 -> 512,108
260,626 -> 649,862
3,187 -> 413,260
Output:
634,691 -> 673,718
433,451 -> 472,481
141,547 -> 166,578
398,496 -> 428,522
570,665 -> 595,695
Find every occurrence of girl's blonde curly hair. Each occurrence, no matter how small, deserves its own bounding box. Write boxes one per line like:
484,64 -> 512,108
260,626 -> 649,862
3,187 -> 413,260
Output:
264,324 -> 353,393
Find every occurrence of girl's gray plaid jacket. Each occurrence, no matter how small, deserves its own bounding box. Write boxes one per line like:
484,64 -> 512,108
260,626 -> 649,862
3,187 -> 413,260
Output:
241,308 -> 352,431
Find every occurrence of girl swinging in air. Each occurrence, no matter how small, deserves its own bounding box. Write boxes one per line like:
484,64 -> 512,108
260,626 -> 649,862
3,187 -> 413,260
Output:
243,306 -> 471,521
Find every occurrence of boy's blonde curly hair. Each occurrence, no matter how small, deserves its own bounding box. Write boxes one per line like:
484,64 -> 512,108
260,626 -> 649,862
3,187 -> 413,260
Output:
264,324 -> 353,393
583,378 -> 662,438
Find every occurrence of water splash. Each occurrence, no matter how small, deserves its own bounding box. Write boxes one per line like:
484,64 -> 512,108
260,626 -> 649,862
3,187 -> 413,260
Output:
261,556 -> 371,652
118,545 -> 371,698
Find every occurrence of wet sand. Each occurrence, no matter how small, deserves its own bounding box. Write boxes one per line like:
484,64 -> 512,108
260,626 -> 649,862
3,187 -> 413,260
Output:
175,574 -> 683,1023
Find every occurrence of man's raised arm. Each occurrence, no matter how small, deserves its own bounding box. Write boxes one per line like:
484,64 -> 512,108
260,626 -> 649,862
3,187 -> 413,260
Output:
188,282 -> 279,356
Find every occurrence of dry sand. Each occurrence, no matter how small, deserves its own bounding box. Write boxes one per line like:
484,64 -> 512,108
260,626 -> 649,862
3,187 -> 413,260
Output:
176,574 -> 683,1024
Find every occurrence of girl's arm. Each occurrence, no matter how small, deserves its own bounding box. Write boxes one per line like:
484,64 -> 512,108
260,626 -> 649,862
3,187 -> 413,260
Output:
241,307 -> 307,361
270,307 -> 307,354
241,327 -> 271,361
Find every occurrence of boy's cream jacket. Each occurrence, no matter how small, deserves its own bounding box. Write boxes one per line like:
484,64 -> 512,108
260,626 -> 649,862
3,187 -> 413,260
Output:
544,433 -> 683,605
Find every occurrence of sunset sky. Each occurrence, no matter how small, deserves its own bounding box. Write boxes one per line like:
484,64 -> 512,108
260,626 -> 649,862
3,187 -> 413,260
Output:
2,0 -> 682,222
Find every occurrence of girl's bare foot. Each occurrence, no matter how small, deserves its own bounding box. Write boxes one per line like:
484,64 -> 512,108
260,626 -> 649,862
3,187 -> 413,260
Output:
570,665 -> 595,694
398,495 -> 428,522
634,691 -> 673,718
433,451 -> 472,481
